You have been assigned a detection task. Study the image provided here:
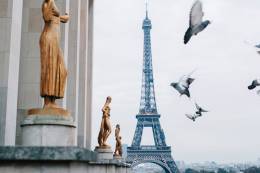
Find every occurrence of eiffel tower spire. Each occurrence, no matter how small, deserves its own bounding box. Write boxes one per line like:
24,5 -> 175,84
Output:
145,0 -> 148,18
139,0 -> 157,115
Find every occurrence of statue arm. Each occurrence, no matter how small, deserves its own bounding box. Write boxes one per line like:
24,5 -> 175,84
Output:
42,3 -> 52,22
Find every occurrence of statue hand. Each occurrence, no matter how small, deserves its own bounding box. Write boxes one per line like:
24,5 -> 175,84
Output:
60,14 -> 69,23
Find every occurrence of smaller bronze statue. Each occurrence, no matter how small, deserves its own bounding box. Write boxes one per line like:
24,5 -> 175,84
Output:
114,124 -> 122,157
97,96 -> 112,148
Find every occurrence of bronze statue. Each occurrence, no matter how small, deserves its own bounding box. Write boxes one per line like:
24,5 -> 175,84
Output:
114,124 -> 122,157
97,96 -> 112,148
40,0 -> 69,108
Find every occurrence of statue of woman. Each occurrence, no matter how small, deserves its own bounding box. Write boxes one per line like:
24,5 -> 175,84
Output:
39,0 -> 69,108
98,96 -> 112,148
114,124 -> 122,157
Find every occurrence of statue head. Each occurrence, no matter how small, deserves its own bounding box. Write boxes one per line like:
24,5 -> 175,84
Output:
106,96 -> 112,103
116,124 -> 120,129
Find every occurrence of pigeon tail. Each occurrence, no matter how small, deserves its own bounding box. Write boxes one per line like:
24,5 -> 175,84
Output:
184,27 -> 193,44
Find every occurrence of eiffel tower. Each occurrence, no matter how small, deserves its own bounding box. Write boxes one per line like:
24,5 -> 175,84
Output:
126,3 -> 179,173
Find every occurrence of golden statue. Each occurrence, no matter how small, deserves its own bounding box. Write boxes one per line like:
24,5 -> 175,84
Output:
39,0 -> 69,108
114,124 -> 122,157
97,96 -> 112,148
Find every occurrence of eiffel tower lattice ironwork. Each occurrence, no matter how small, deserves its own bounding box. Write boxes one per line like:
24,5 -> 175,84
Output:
126,5 -> 179,173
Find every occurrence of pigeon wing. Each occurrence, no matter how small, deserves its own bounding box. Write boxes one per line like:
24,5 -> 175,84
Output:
190,0 -> 204,27
195,103 -> 200,110
185,114 -> 193,120
187,78 -> 195,85
195,103 -> 208,112
248,84 -> 256,90
184,27 -> 193,44
200,108 -> 209,113
248,80 -> 259,90
256,79 -> 260,86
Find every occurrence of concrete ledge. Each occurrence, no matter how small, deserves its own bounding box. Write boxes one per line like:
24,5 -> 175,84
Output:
0,147 -> 133,173
0,146 -> 96,161
0,161 -> 133,173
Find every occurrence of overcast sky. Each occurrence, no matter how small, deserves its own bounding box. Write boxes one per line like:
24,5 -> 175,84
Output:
92,0 -> 260,163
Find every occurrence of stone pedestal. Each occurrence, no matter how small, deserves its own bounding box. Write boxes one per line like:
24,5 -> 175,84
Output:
94,147 -> 113,161
113,155 -> 123,161
21,108 -> 76,146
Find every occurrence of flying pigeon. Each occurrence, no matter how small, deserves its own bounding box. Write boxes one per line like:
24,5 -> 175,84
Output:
243,41 -> 260,55
185,114 -> 199,122
170,74 -> 195,98
255,44 -> 260,48
254,44 -> 260,54
248,79 -> 260,90
195,102 -> 209,116
184,0 -> 211,44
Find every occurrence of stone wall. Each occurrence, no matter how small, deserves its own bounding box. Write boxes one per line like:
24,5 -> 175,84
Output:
0,0 -> 23,145
0,162 -> 132,173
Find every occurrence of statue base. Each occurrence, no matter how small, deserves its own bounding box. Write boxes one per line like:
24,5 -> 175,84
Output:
28,107 -> 70,116
94,146 -> 113,161
21,108 -> 76,146
113,155 -> 123,161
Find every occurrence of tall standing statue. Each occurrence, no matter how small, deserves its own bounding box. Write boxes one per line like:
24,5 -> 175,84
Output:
40,0 -> 69,108
97,96 -> 112,148
114,124 -> 122,157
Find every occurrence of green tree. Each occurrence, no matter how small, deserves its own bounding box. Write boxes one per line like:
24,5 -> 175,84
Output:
185,168 -> 200,173
217,168 -> 228,173
243,167 -> 260,173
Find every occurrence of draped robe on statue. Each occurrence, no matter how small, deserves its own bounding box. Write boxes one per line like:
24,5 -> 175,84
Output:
40,0 -> 67,99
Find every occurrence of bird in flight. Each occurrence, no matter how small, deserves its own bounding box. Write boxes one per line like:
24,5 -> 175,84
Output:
248,79 -> 260,90
255,44 -> 260,54
184,0 -> 211,44
255,44 -> 260,48
195,102 -> 209,116
170,71 -> 196,98
243,41 -> 260,55
185,103 -> 209,122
